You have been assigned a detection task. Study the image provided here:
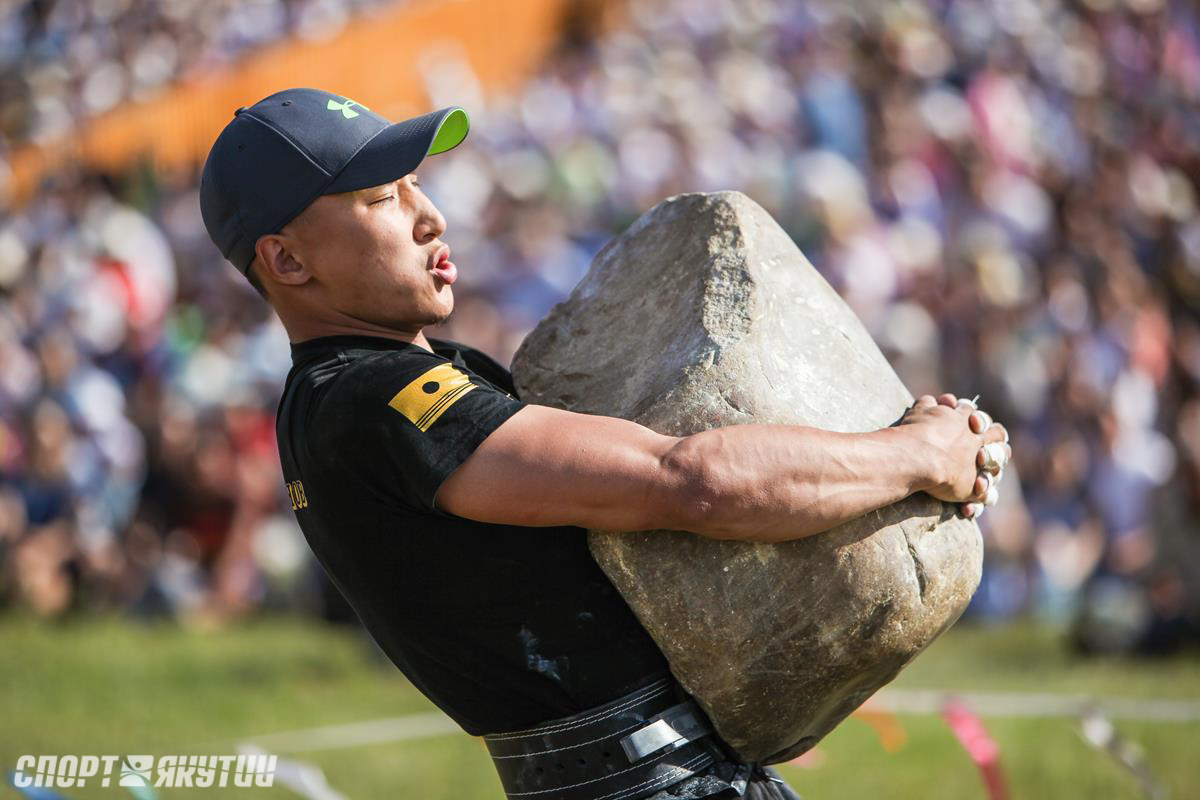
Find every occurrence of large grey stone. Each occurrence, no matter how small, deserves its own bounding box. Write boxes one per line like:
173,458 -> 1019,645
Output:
510,191 -> 982,764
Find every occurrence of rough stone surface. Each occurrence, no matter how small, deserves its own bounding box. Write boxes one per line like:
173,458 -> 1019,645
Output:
510,191 -> 983,765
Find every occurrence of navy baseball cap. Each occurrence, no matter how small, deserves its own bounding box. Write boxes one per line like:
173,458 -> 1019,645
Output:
200,87 -> 469,275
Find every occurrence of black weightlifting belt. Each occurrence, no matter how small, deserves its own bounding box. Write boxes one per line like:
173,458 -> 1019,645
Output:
483,678 -> 717,800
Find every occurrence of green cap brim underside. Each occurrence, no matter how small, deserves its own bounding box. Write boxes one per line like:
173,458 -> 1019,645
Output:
427,108 -> 470,156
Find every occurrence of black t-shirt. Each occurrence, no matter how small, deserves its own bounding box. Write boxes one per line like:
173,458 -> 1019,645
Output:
276,333 -> 671,735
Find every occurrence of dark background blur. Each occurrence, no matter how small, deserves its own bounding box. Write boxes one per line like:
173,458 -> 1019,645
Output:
1,0 -> 1199,660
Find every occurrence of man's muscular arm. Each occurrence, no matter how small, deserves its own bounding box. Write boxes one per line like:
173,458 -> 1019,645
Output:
651,423 -> 936,541
435,395 -> 1005,543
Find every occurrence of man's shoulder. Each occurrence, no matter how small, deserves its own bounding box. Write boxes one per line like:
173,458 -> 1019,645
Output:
311,346 -> 449,426
302,340 -> 516,430
281,336 -> 521,443
427,336 -> 518,397
278,336 -> 529,514
427,336 -> 502,364
343,341 -> 448,381
279,343 -> 432,434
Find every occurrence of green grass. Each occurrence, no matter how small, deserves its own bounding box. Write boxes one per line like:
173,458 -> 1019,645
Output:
1,616 -> 1197,798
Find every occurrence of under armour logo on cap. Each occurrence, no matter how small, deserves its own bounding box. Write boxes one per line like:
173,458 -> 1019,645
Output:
326,97 -> 368,119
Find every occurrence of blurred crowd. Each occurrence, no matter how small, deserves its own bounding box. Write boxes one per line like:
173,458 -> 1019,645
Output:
2,0 -> 1199,654
0,0 -> 397,149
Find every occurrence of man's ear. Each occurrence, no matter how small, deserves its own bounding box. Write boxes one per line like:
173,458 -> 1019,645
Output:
254,233 -> 312,287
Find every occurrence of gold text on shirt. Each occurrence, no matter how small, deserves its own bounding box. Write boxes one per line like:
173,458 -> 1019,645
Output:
286,479 -> 309,510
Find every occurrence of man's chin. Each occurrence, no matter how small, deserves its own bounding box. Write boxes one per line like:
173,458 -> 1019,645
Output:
425,297 -> 454,327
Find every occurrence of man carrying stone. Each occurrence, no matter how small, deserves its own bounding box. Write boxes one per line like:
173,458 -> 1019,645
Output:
200,91 -> 1011,800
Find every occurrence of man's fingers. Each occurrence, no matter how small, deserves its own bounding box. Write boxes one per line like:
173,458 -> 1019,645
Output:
951,393 -> 978,419
977,442 -> 1009,473
914,394 -> 938,409
961,502 -> 985,520
982,421 -> 1007,445
952,399 -> 1008,515
969,410 -> 993,434
970,471 -> 993,502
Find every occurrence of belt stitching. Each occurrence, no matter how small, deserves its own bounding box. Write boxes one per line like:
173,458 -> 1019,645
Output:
503,749 -> 711,799
486,682 -> 673,741
486,681 -> 671,740
593,753 -> 713,800
489,717 -> 650,758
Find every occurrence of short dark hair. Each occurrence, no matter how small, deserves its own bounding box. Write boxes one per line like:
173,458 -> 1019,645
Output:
245,258 -> 269,300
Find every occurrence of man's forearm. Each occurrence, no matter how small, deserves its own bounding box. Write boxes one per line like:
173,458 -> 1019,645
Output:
657,424 -> 938,543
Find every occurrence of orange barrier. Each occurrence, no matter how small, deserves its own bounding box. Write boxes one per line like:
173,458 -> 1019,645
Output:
6,0 -> 583,205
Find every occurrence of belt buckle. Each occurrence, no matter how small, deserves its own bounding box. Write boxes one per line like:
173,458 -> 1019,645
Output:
619,700 -> 713,762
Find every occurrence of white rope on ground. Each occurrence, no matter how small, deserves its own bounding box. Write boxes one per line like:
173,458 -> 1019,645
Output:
865,689 -> 1200,723
238,712 -> 462,754
232,689 -> 1200,755
239,744 -> 350,800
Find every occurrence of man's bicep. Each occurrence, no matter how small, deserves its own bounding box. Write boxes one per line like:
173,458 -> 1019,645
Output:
433,404 -> 687,531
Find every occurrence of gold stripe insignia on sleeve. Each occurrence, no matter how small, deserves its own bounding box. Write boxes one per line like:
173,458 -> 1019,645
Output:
387,362 -> 478,432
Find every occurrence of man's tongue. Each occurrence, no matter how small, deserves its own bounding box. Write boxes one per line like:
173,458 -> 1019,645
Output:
432,260 -> 457,285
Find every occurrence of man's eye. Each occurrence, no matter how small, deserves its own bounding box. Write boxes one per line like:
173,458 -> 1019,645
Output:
370,195 -> 395,205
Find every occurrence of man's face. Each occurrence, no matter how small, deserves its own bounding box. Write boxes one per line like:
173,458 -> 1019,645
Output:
281,173 -> 454,332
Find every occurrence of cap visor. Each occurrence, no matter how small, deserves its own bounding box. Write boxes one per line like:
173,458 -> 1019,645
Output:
324,106 -> 470,194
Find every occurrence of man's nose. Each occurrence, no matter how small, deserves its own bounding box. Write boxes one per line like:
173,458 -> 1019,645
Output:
414,201 -> 447,243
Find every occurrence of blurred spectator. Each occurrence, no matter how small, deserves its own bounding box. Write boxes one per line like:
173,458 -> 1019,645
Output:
1,0 -> 1199,654
0,0 -> 397,149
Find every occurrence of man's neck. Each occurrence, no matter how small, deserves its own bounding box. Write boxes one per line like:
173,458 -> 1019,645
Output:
284,320 -> 433,353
